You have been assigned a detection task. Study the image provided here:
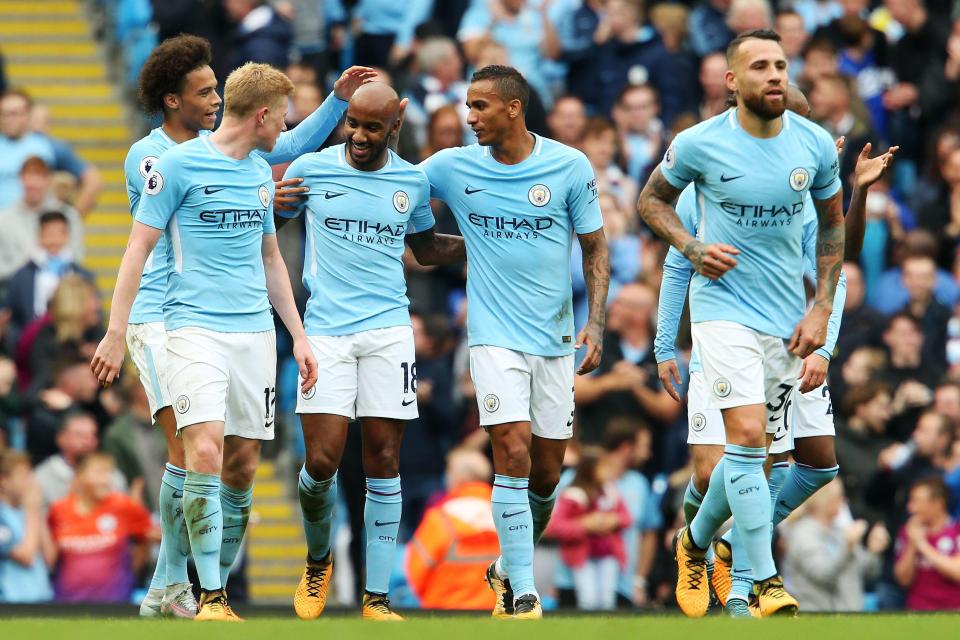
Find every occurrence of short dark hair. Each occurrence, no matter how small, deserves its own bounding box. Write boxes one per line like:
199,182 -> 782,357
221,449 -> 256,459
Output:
617,83 -> 659,107
58,410 -> 97,434
602,417 -> 647,453
842,380 -> 892,416
20,155 -> 50,176
39,210 -> 69,228
471,65 -> 530,114
726,29 -> 782,65
138,34 -> 213,114
886,311 -> 922,334
910,475 -> 950,506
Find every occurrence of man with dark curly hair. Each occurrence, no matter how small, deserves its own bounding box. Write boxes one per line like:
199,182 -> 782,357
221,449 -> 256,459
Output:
120,34 -> 374,619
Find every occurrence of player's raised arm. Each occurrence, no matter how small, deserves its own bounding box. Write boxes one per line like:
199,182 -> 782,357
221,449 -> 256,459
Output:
91,221 -> 162,386
638,167 -> 739,280
845,142 -> 899,261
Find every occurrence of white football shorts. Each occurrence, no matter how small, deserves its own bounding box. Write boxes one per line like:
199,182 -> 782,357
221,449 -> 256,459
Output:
126,322 -> 171,418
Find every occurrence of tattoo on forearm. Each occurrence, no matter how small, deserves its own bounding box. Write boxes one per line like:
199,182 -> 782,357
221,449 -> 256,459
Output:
638,167 -> 693,254
580,230 -> 610,331
409,232 -> 466,266
815,193 -> 845,309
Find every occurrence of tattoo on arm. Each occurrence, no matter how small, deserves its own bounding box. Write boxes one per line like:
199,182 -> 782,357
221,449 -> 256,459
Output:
637,166 -> 700,262
814,191 -> 845,311
407,228 -> 466,266
578,229 -> 610,331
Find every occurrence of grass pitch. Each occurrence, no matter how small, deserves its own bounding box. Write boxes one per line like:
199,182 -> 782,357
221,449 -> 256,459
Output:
3,614 -> 960,640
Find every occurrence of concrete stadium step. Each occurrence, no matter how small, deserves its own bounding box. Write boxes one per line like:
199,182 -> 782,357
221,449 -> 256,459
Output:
0,1 -> 81,14
7,63 -> 108,82
0,21 -> 88,37
1,42 -> 95,59
50,124 -> 128,142
50,104 -> 123,120
249,563 -> 306,580
26,84 -> 115,100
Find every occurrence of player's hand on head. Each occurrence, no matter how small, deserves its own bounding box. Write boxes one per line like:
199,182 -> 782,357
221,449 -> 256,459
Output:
333,66 -> 380,100
657,359 -> 683,402
91,333 -> 124,388
855,143 -> 900,189
575,321 -> 604,375
293,337 -> 318,393
274,177 -> 309,213
797,353 -> 829,393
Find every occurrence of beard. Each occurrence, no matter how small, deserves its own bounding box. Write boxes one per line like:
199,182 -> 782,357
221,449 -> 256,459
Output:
740,90 -> 787,120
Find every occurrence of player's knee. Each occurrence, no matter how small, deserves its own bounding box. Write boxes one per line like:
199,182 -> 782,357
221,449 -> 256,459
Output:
305,450 -> 338,481
222,453 -> 257,490
497,440 -> 531,476
187,438 -> 222,475
363,446 -> 400,478
728,418 -> 765,446
529,469 -> 560,497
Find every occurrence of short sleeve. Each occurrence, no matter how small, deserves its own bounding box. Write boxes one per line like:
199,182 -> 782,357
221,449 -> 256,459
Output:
659,129 -> 701,190
52,138 -> 87,178
419,150 -> 452,201
123,147 -> 149,215
262,181 -> 276,235
810,127 -> 841,200
407,175 -> 436,234
457,5 -> 489,41
567,153 -> 602,234
134,152 -> 187,231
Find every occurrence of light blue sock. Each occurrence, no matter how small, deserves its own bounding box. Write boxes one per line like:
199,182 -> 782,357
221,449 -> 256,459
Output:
160,463 -> 190,586
689,458 -> 732,549
492,474 -> 537,600
529,487 -> 558,545
182,471 -> 222,591
219,483 -> 253,588
149,539 -> 167,590
299,466 -> 338,561
725,461 -> 791,602
723,445 -> 776,582
364,476 -> 402,595
683,478 -> 705,528
773,462 -> 839,526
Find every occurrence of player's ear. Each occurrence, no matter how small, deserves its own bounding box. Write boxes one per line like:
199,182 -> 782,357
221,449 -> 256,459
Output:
163,92 -> 180,112
724,69 -> 737,95
509,98 -> 521,119
255,105 -> 270,127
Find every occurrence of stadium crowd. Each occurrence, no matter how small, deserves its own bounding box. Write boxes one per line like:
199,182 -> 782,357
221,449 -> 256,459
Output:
3,0 -> 960,613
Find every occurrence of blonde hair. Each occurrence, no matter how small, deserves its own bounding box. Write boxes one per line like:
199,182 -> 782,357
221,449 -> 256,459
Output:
223,62 -> 294,119
50,274 -> 97,344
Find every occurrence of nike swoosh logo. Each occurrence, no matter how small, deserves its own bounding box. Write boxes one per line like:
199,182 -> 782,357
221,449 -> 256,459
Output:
464,187 -> 486,195
223,524 -> 245,529
566,419 -> 573,427
204,186 -> 224,194
401,399 -> 415,407
375,520 -> 400,527
172,492 -> 183,499
323,192 -> 347,199
720,174 -> 744,183
501,510 -> 527,519
190,509 -> 220,524
730,474 -> 748,483
777,499 -> 796,511
265,420 -> 274,429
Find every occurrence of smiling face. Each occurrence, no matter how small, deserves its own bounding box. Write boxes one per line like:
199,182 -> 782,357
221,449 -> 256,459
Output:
343,83 -> 401,169
727,37 -> 788,120
169,65 -> 221,132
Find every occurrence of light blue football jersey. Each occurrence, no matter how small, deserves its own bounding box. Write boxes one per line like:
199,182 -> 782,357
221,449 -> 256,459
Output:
660,108 -> 841,340
655,184 -> 846,374
281,145 -> 435,336
0,133 -> 57,210
420,134 -> 603,357
123,93 -> 348,324
135,136 -> 276,332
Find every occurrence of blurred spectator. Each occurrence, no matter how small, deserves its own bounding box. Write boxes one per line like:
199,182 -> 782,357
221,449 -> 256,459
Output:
350,0 -> 433,68
405,448 -> 498,609
698,52 -> 730,120
810,74 -> 875,198
48,453 -> 155,603
776,10 -> 809,81
0,450 -> 54,602
398,313 -> 458,538
102,378 -> 167,510
646,3 -> 700,128
866,411 -> 953,531
17,274 -> 102,395
879,313 -> 939,440
726,0 -> 772,34
835,346 -> 887,417
35,411 -> 125,507
918,148 -> 960,267
800,38 -> 840,87
872,231 -> 960,315
458,0 -> 560,108
575,282 -> 681,450
793,0 -> 843,32
25,357 -> 104,465
419,105 -> 464,161
933,382 -> 960,426
547,446 -> 630,610
0,158 -> 84,283
29,104 -> 102,217
286,80 -> 323,130
547,95 -> 587,149
900,255 -> 951,369
580,117 -> 637,213
782,479 -> 887,611
3,214 -> 95,352
612,84 -> 666,185
834,262 -> 886,367
894,476 -> 960,610
836,381 -> 895,521
0,90 -> 56,210
0,357 -> 22,447
223,0 -> 294,73
277,0 -> 346,79
688,0 -> 734,57
858,176 -> 908,295
403,37 -> 467,152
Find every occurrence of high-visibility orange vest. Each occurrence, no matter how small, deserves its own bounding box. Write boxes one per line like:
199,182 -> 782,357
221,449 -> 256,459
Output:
405,482 -> 500,610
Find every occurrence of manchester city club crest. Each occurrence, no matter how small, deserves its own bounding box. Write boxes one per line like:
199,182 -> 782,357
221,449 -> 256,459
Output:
692,413 -> 707,432
789,167 -> 810,192
139,155 -> 158,178
713,377 -> 732,399
259,185 -> 271,208
393,190 -> 409,213
302,386 -> 316,400
528,184 -> 551,207
483,394 -> 500,412
175,395 -> 191,414
145,171 -> 164,195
